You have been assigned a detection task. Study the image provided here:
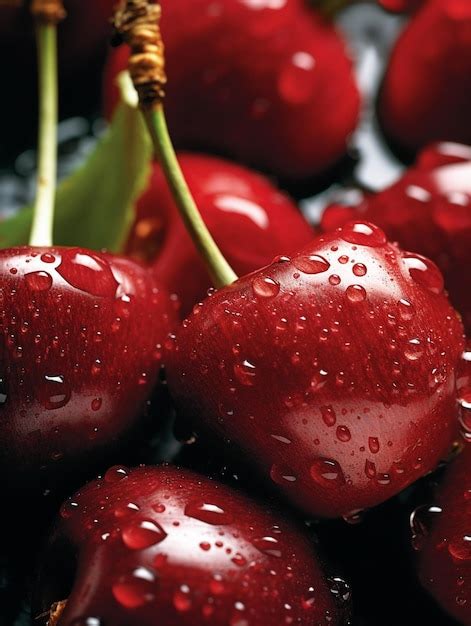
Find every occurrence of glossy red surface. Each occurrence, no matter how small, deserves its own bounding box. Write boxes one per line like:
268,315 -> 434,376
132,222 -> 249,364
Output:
417,446 -> 471,625
321,143 -> 471,333
166,222 -> 464,518
379,0 -> 471,152
103,0 -> 360,181
126,153 -> 315,317
40,465 -> 349,625
0,247 -> 176,486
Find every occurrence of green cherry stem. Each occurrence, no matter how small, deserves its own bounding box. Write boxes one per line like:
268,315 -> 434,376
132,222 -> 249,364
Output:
29,5 -> 63,247
143,105 -> 238,289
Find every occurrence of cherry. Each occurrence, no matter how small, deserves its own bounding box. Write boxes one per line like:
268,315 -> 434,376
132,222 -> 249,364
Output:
126,153 -> 315,317
321,142 -> 471,333
103,0 -> 360,182
378,0 -> 471,154
414,445 -> 471,624
0,246 -> 177,489
37,465 -> 350,625
165,221 -> 464,518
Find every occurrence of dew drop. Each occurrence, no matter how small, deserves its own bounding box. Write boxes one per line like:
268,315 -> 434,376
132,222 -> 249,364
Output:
184,500 -> 234,525
365,460 -> 376,479
329,274 -> 341,286
112,567 -> 156,608
404,338 -> 424,361
56,250 -> 118,297
346,284 -> 367,303
293,254 -> 330,275
41,253 -> 55,264
321,405 -> 336,427
252,536 -> 282,558
328,577 -> 352,605
310,458 -> 346,488
174,586 -> 192,612
25,271 -> 53,292
448,536 -> 471,562
403,254 -> 444,295
336,425 -> 351,442
368,437 -> 380,454
270,464 -> 297,485
232,553 -> 247,567
398,298 -> 415,321
278,51 -> 317,104
91,398 -> 102,411
39,374 -> 71,410
341,222 -> 387,247
104,465 -> 129,483
252,276 -> 280,298
410,505 -> 443,551
122,519 -> 167,550
352,263 -> 367,277
234,360 -> 256,386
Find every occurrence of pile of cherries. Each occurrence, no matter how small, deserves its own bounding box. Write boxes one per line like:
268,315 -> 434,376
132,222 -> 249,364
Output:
1,1 -> 470,625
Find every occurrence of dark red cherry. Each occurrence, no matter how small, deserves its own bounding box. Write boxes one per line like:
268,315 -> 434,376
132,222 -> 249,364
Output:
103,0 -> 360,181
166,222 -> 464,518
415,445 -> 471,624
0,246 -> 176,488
126,153 -> 314,317
379,0 -> 471,153
321,142 -> 471,332
37,465 -> 350,625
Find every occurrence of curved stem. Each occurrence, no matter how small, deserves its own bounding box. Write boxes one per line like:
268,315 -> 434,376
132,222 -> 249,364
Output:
29,22 -> 58,247
143,105 -> 238,289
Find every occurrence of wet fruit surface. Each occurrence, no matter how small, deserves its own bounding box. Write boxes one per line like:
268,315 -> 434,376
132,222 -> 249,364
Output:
126,153 -> 314,317
379,0 -> 471,153
166,222 -> 464,518
0,246 -> 176,488
38,465 -> 349,625
417,446 -> 471,624
321,143 -> 471,333
103,0 -> 360,181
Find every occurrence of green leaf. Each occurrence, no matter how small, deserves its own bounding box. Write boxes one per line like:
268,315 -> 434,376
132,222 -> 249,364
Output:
0,73 -> 152,253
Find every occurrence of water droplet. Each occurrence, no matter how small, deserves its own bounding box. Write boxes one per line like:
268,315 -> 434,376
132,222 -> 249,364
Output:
232,553 -> 247,567
352,263 -> 367,277
112,567 -> 156,608
336,425 -> 351,442
252,536 -> 282,558
252,276 -> 280,298
341,222 -> 387,247
410,505 -> 443,551
270,464 -> 297,485
39,374 -> 71,410
449,536 -> 471,562
329,274 -> 341,286
25,271 -> 52,292
293,254 -> 330,275
174,585 -> 192,612
114,502 -> 140,518
91,398 -> 102,411
365,460 -> 376,479
41,253 -> 55,264
328,577 -> 352,605
200,542 -> 211,551
278,51 -> 316,104
234,360 -> 256,386
104,465 -> 129,483
209,576 -> 226,595
404,338 -> 424,361
398,299 -> 415,321
56,250 -> 118,297
321,405 -> 336,427
368,437 -> 380,454
122,519 -> 167,550
60,500 -> 79,519
403,254 -> 444,295
346,284 -> 367,303
310,458 -> 346,488
184,500 -> 234,525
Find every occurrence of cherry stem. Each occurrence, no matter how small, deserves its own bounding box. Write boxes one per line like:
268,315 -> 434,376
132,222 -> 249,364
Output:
143,105 -> 238,289
29,20 -> 59,247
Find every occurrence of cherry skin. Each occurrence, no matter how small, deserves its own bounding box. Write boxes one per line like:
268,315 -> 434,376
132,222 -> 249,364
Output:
103,0 -> 360,182
379,0 -> 471,153
0,247 -> 176,489
416,446 -> 471,625
37,465 -> 350,625
166,221 -> 464,519
126,153 -> 315,318
321,142 -> 471,333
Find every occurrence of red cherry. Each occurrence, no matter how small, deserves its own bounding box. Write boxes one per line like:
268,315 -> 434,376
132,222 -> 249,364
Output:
37,465 -> 350,625
165,222 -> 464,518
321,142 -> 471,333
416,445 -> 471,624
379,0 -> 471,153
103,0 -> 360,181
0,246 -> 176,488
126,153 -> 314,317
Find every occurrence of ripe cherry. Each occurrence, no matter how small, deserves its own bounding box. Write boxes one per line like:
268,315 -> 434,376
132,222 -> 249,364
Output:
166,221 -> 464,518
37,465 -> 350,625
126,153 -> 314,317
379,0 -> 471,153
415,445 -> 471,625
321,142 -> 471,333
103,0 -> 360,182
0,247 -> 176,490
